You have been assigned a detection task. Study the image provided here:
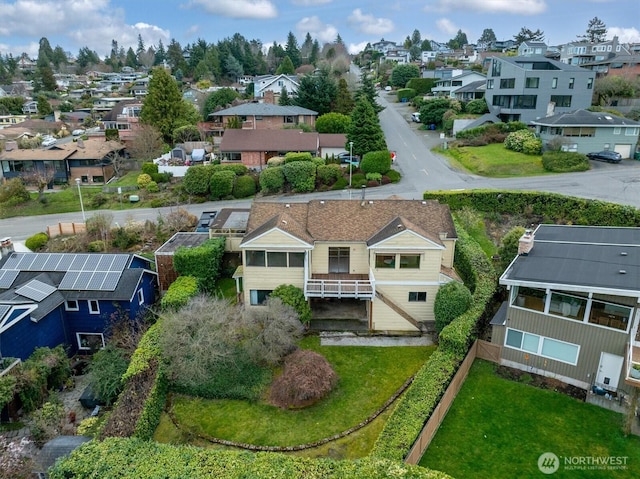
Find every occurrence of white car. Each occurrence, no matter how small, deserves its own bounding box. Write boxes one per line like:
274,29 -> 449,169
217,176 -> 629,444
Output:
41,136 -> 57,147
72,129 -> 85,136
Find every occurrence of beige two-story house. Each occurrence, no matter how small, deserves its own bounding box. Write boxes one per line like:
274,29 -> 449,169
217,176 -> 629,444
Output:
237,199 -> 458,332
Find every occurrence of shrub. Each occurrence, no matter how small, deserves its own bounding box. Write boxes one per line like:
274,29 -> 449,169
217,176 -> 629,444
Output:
434,281 -> 473,333
174,237 -> 225,292
331,176 -> 348,190
259,166 -> 285,193
210,163 -> 248,176
25,232 -> 48,251
266,156 -> 285,167
284,152 -> 313,163
504,129 -> 538,153
366,172 -> 382,183
146,181 -> 159,193
0,178 -> 30,205
136,173 -> 152,189
360,150 -> 392,175
232,175 -> 256,198
465,99 -> 489,114
385,169 -> 401,183
88,344 -> 128,406
283,161 -> 316,192
315,112 -> 352,133
152,172 -> 172,184
269,349 -> 338,409
160,275 -> 199,310
317,164 -> 342,185
270,284 -> 312,325
522,137 -> 542,155
112,227 -> 140,250
88,240 -> 106,252
542,151 -> 590,172
209,170 -> 236,200
141,162 -> 159,176
396,88 -> 416,102
497,226 -> 526,273
183,164 -> 214,195
406,77 -> 436,95
90,192 -> 109,208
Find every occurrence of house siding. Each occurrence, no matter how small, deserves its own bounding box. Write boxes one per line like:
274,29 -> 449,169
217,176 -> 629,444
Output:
494,305 -> 629,389
248,230 -> 309,248
442,240 -> 455,268
0,310 -> 67,360
374,284 -> 439,323
311,243 -> 369,275
537,127 -> 639,158
371,249 -> 442,282
371,297 -> 420,332
242,265 -> 305,304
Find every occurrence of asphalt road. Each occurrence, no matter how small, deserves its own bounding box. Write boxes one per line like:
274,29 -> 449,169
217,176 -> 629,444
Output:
2,95 -> 640,241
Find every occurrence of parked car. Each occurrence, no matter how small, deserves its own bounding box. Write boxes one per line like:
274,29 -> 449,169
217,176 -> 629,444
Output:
196,211 -> 218,232
336,151 -> 360,167
411,112 -> 421,123
72,129 -> 85,136
586,151 -> 622,163
41,136 -> 57,147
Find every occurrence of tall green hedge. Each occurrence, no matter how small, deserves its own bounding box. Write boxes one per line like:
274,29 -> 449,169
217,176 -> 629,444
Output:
422,190 -> 640,226
50,437 -> 454,479
209,170 -> 236,200
173,237 -> 225,292
260,166 -> 285,193
284,152 -> 313,163
160,275 -> 199,310
283,161 -> 316,192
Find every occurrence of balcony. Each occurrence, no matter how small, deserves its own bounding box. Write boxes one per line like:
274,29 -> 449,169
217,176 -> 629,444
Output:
305,273 -> 374,299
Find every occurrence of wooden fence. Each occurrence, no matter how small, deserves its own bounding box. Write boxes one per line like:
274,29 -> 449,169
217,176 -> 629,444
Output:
404,340 -> 501,464
47,222 -> 86,238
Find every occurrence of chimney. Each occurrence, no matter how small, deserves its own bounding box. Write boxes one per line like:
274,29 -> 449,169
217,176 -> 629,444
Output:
77,138 -> 85,148
263,90 -> 275,104
5,141 -> 18,151
0,237 -> 14,258
518,229 -> 535,256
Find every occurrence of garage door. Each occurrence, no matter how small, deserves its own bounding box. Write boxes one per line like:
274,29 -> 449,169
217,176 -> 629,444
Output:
614,144 -> 632,158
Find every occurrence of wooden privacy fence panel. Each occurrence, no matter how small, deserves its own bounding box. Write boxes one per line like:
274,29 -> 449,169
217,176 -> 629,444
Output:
476,339 -> 501,363
404,341 -> 478,465
47,222 -> 86,238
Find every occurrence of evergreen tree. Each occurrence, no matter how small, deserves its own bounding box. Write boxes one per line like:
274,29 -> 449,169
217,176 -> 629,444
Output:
36,65 -> 57,92
223,54 -> 244,82
279,86 -> 292,106
411,29 -> 421,46
301,32 -> 314,64
136,34 -> 145,59
51,46 -> 67,70
76,47 -> 100,72
478,28 -> 497,47
334,78 -> 355,115
285,31 -> 301,68
295,67 -> 337,116
447,30 -> 468,50
357,72 -> 383,113
140,67 -> 195,142
420,39 -> 432,51
580,17 -> 607,43
276,55 -> 295,75
37,95 -> 52,116
166,38 -> 186,71
154,39 -> 166,66
203,87 -> 239,120
125,47 -> 137,68
347,97 -> 387,157
309,40 -> 320,65
37,37 -> 53,67
335,34 -> 344,45
513,27 -> 545,45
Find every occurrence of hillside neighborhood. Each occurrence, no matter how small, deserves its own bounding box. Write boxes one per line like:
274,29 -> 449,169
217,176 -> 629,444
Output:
1,11 -> 640,479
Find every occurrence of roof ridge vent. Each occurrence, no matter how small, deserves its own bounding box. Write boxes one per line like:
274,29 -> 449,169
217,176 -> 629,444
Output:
619,269 -> 627,274
620,251 -> 628,256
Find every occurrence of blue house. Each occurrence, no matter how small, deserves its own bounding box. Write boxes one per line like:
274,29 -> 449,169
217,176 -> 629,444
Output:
0,251 -> 157,360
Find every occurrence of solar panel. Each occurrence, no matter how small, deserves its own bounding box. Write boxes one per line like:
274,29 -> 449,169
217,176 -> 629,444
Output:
101,271 -> 122,291
83,255 -> 101,271
86,272 -> 107,290
0,270 -> 19,289
55,255 -> 74,271
70,254 -> 89,271
15,280 -> 56,302
17,253 -> 37,270
0,304 -> 10,319
97,255 -> 114,271
109,255 -> 129,272
59,271 -> 80,289
73,271 -> 94,289
43,254 -> 62,270
29,255 -> 49,271
1,254 -> 21,270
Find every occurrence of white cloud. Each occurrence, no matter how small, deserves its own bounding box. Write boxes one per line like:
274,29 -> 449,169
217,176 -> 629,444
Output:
608,26 -> 640,43
184,0 -> 277,19
186,25 -> 200,37
295,16 -> 337,43
290,0 -> 332,5
0,0 -> 170,57
347,9 -> 394,36
348,41 -> 369,55
436,18 -> 459,36
426,0 -> 547,15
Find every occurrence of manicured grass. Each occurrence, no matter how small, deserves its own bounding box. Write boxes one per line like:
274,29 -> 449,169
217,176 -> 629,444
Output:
420,360 -> 640,478
158,337 -> 434,456
214,278 -> 237,301
438,143 -> 548,177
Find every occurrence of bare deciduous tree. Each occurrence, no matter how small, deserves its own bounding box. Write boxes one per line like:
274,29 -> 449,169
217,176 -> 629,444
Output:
21,166 -> 55,201
161,207 -> 198,233
127,123 -> 164,162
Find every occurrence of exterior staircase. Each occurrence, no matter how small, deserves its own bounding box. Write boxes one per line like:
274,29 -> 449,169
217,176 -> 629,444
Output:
375,290 -> 433,333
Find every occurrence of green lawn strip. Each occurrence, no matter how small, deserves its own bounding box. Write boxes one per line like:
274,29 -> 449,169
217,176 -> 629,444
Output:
214,277 -> 237,301
420,360 -> 640,479
167,337 -> 434,447
437,143 -> 548,177
453,211 -> 497,258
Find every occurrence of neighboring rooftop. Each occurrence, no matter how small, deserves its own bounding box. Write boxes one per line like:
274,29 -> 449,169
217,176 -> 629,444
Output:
155,232 -> 210,254
532,109 -> 640,127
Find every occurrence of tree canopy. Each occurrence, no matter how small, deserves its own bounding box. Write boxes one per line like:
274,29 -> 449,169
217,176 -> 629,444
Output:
580,17 -> 607,43
347,97 -> 387,157
513,27 -> 545,44
295,67 -> 337,115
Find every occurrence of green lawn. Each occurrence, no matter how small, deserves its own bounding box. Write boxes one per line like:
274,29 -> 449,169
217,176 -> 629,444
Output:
439,143 -> 548,177
420,360 -> 640,478
156,337 -> 434,457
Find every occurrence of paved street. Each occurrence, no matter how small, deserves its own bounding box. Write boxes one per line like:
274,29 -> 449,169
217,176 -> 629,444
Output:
2,94 -> 640,241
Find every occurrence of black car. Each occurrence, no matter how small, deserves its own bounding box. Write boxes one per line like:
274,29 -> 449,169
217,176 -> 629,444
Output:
586,151 -> 622,163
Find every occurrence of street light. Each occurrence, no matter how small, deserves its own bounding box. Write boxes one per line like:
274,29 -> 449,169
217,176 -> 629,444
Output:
349,141 -> 354,188
75,178 -> 86,222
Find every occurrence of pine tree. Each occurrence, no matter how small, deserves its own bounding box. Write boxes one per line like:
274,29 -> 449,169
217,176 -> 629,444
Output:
37,95 -> 52,116
334,78 -> 355,115
279,86 -> 292,106
285,32 -> 301,68
125,47 -> 137,68
276,56 -> 295,75
309,40 -> 320,65
580,17 -> 607,43
357,72 -> 383,113
154,39 -> 166,66
347,97 -> 387,157
295,67 -> 337,115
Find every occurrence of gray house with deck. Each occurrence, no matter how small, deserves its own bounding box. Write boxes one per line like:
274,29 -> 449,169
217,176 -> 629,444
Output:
492,225 -> 640,398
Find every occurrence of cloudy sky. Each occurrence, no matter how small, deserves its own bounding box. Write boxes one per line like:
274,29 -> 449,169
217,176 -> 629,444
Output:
0,0 -> 638,59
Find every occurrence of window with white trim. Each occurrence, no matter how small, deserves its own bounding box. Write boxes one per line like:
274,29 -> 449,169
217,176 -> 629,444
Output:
88,300 -> 100,315
65,300 -> 79,311
250,289 -> 272,305
137,289 -> 144,305
626,127 -> 639,136
505,328 -> 579,365
613,127 -> 621,135
76,332 -> 104,351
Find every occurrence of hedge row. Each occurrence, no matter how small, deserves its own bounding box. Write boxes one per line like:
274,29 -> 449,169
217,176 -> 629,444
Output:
160,275 -> 199,310
422,189 -> 640,226
371,221 -> 496,462
49,437 -> 454,479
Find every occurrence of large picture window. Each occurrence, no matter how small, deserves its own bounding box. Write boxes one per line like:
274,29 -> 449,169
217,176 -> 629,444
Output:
77,333 -> 104,351
399,254 -> 420,269
267,251 -> 287,267
289,252 -> 304,268
500,78 -> 515,89
246,250 -> 266,267
375,254 -> 395,268
505,328 -> 579,365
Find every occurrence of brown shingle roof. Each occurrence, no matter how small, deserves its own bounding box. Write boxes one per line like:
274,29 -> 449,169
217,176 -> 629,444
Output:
319,133 -> 347,148
220,129 -> 319,153
0,146 -> 74,161
242,199 -> 456,245
70,139 -> 123,159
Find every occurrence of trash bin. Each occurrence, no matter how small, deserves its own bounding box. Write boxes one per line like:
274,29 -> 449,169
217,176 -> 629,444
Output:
634,151 -> 640,161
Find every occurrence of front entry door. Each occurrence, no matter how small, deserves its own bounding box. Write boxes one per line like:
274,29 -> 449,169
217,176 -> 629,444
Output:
596,352 -> 624,390
328,247 -> 350,273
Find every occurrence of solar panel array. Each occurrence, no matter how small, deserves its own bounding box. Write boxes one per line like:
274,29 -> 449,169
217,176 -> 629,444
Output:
15,280 -> 57,302
0,304 -> 10,319
1,253 -> 130,292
